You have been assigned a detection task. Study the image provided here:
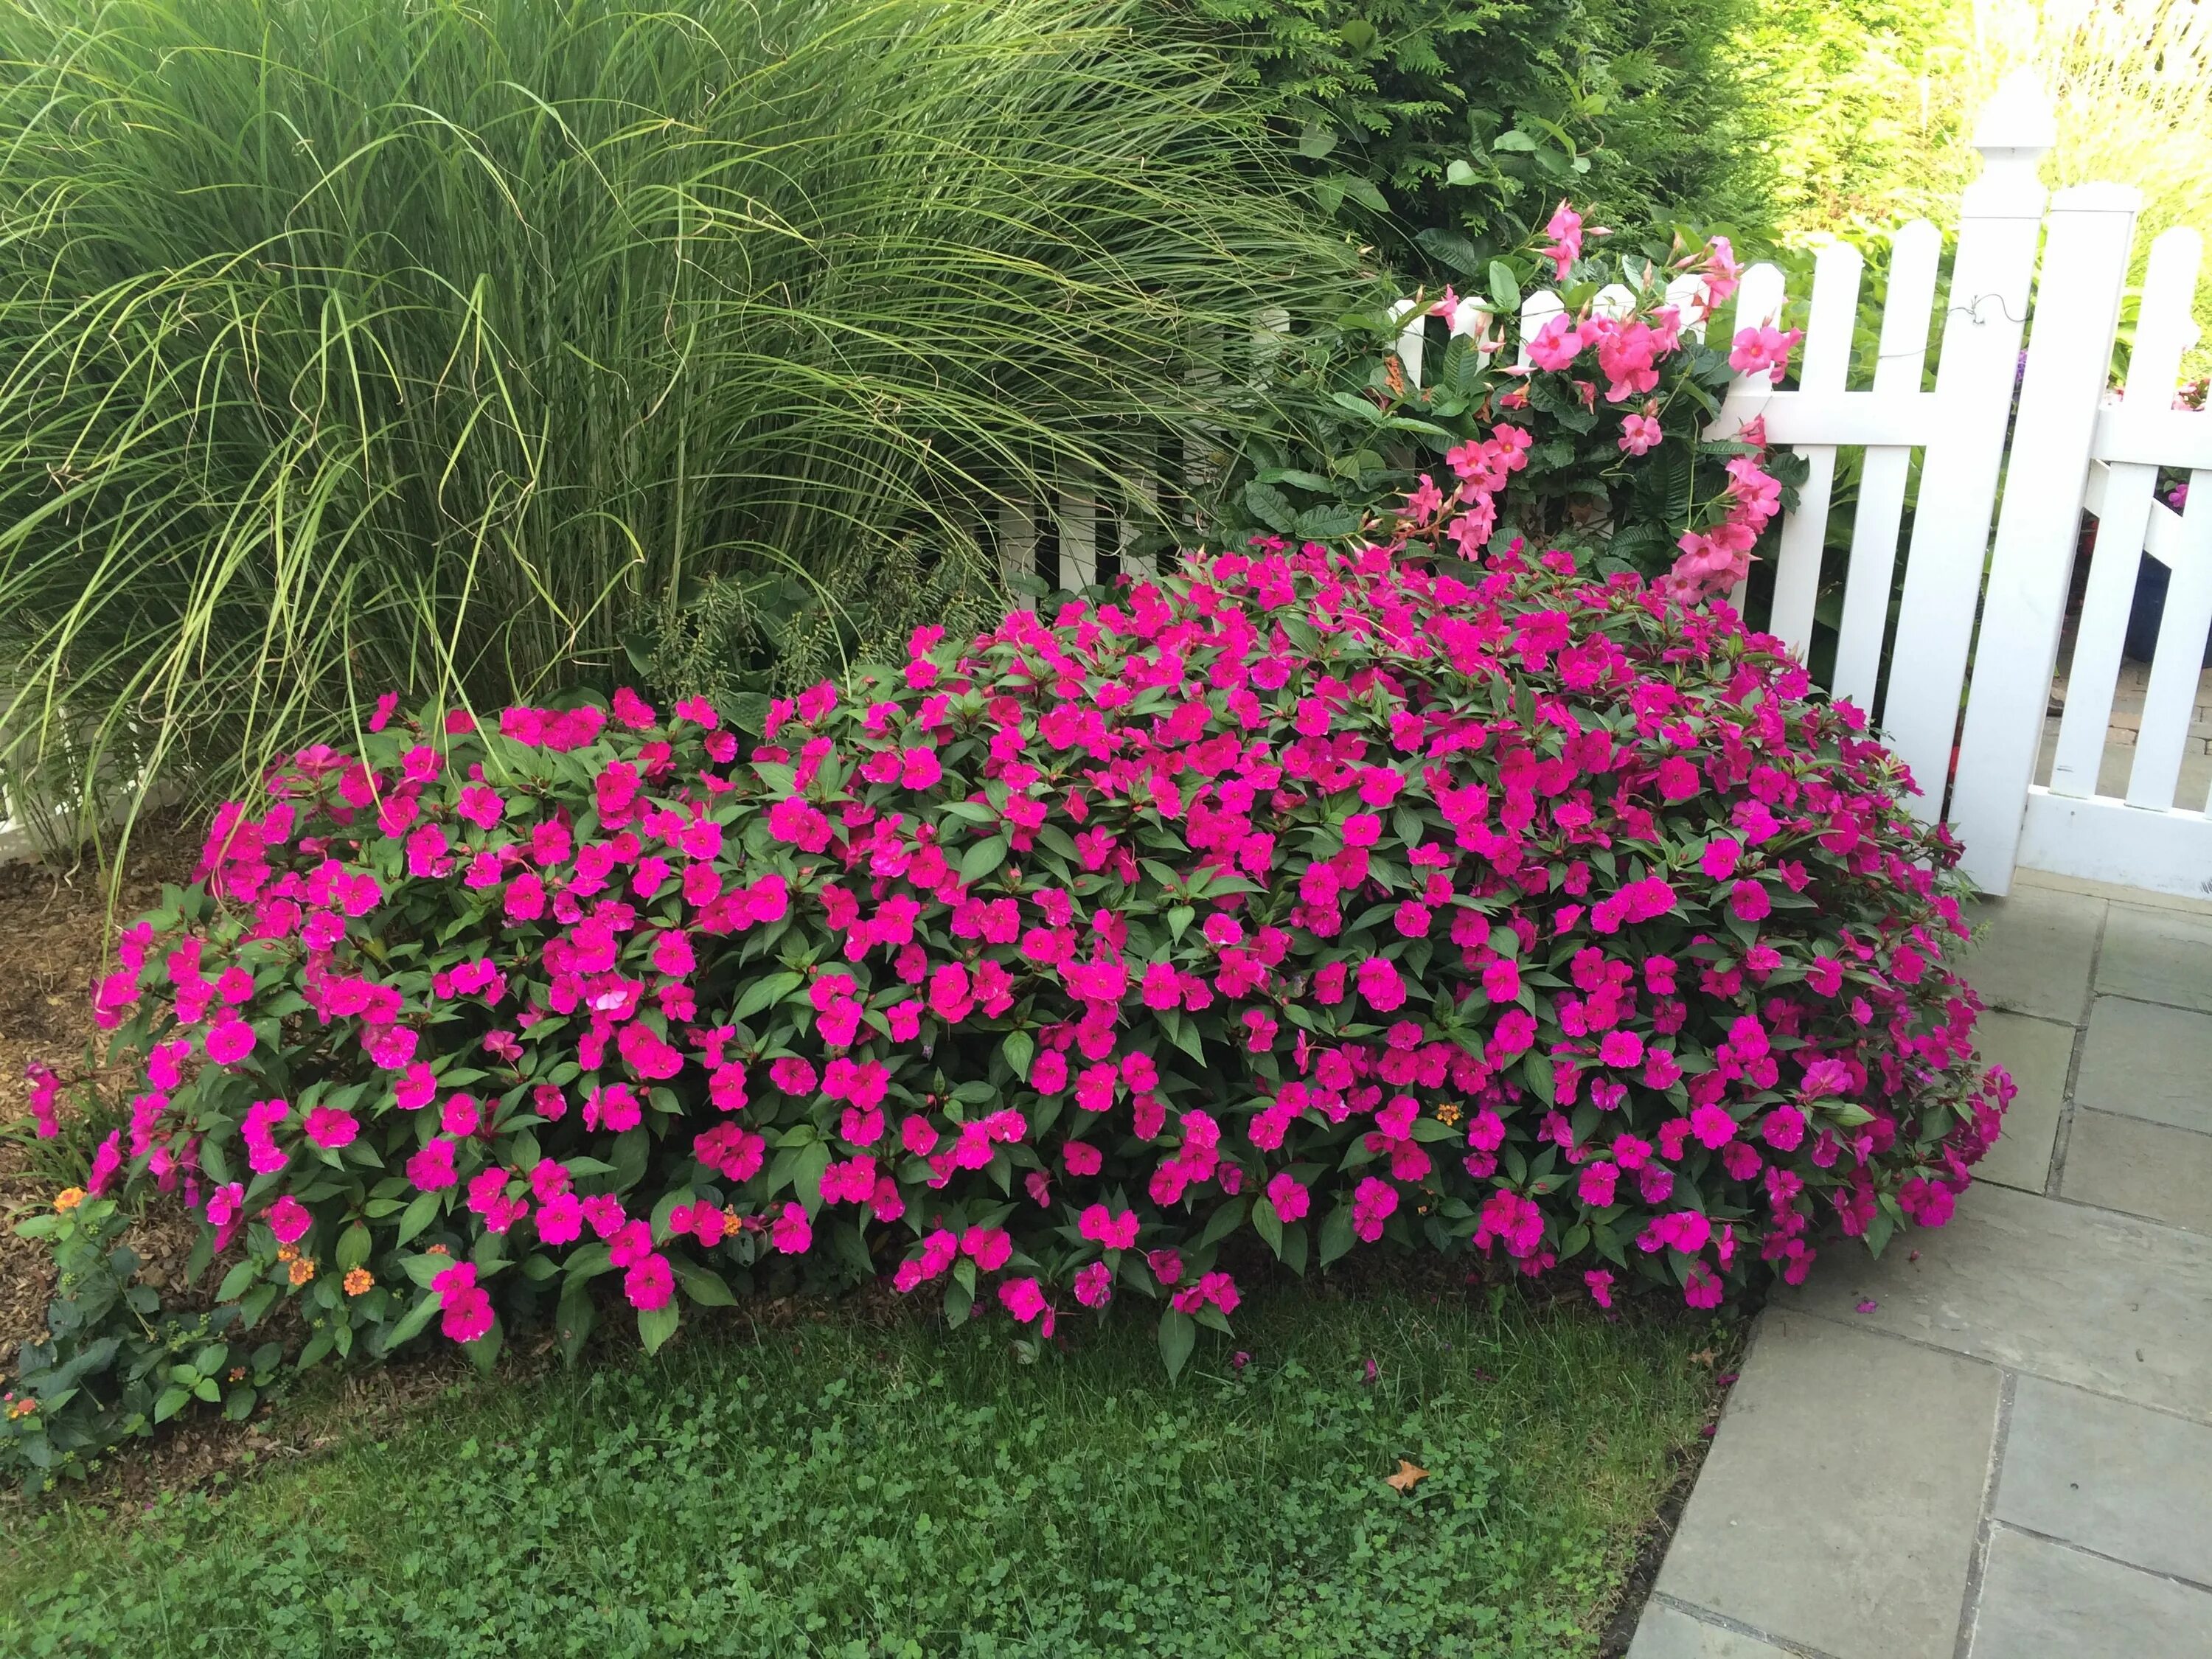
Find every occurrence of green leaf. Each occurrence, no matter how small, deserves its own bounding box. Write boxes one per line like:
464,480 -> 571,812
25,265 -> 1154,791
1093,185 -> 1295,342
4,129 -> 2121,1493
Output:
1492,129 -> 1540,153
1158,1309 -> 1197,1381
1318,1203 -> 1357,1267
1197,1196 -> 1248,1251
153,1385 -> 190,1424
400,1253 -> 446,1290
556,1278 -> 597,1367
1001,1029 -> 1034,1082
335,1222 -> 372,1271
465,1319 -> 502,1375
1163,1009 -> 1206,1066
216,1260 -> 260,1303
1445,157 -> 1478,186
732,970 -> 803,1024
383,1289 -> 441,1351
830,1220 -> 874,1280
395,1189 -> 442,1248
958,836 -> 1008,887
609,1128 -> 650,1192
1242,481 -> 1295,532
1339,175 -> 1390,213
673,1259 -> 737,1307
1251,1198 -> 1284,1259
638,1301 -> 681,1356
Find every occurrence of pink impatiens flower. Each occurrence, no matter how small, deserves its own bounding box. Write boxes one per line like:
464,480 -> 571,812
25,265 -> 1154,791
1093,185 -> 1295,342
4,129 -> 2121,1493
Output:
305,1106 -> 359,1149
433,1261 -> 494,1342
204,1018 -> 256,1066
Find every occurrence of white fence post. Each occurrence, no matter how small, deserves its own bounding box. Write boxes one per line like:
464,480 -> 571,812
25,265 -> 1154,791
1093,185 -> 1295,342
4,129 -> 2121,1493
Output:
1767,242 -> 1862,655
1950,182 -> 2142,892
1881,72 -> 2053,819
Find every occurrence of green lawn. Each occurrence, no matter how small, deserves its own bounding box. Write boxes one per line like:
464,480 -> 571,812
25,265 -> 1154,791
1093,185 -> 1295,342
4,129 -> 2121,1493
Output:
0,1287 -> 1725,1658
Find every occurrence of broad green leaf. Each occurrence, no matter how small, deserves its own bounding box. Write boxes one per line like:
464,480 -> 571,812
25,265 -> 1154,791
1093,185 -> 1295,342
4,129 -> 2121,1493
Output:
1318,1203 -> 1357,1267
1158,1309 -> 1197,1381
732,970 -> 803,1024
637,1301 -> 681,1356
959,836 -> 1008,886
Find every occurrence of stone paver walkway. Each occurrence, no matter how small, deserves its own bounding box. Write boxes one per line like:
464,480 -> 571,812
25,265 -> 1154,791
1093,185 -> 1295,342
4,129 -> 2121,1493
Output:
1629,870 -> 2212,1659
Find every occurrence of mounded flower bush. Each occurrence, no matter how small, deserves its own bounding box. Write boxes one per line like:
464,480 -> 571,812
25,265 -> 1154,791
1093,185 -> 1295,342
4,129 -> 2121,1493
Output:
15,488 -> 2011,1428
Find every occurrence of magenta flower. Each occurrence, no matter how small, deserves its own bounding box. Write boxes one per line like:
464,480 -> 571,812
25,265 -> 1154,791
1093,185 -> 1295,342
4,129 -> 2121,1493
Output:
1079,1204 -> 1140,1251
1356,956 -> 1408,1013
769,1201 -> 813,1255
623,1251 -> 675,1311
204,1018 -> 256,1066
304,1106 -> 358,1150
1352,1176 -> 1399,1242
1074,1262 -> 1113,1308
265,1194 -> 312,1245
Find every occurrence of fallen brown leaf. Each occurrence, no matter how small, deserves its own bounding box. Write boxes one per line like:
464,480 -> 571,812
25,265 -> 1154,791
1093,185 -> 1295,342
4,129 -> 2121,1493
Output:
1385,1458 -> 1430,1494
1687,1347 -> 1717,1368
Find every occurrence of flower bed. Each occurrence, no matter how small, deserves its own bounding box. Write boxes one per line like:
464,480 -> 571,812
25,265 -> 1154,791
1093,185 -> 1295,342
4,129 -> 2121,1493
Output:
14,492 -> 2011,1437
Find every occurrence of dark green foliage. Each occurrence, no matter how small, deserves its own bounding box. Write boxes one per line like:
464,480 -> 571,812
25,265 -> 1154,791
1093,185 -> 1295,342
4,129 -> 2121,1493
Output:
1153,0 -> 1773,278
2,1198 -> 286,1489
1,1291 -> 1723,1656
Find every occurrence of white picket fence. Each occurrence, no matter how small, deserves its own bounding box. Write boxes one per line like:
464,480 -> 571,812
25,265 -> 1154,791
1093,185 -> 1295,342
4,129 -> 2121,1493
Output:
1700,74 -> 2212,901
1338,74 -> 2211,902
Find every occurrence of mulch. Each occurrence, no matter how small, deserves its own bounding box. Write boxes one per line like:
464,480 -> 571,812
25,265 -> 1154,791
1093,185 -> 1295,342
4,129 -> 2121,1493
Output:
0,815 -> 204,1358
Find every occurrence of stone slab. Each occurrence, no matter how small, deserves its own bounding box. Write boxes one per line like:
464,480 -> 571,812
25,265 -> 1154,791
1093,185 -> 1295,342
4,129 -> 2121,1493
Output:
1653,1310 -> 1997,1659
1970,1011 -> 2074,1194
1968,1526 -> 2212,1658
1961,886 -> 2104,1022
1994,1376 -> 2212,1584
1627,1601 -> 1798,1659
2060,1109 -> 2212,1235
2096,902 -> 2212,1013
2073,997 -> 2212,1134
1779,1182 -> 2212,1422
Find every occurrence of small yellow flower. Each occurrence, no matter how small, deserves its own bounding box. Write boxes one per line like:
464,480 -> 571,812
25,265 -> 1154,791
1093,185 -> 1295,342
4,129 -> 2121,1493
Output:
53,1186 -> 85,1213
288,1257 -> 316,1287
228,1367 -> 246,1382
344,1267 -> 374,1297
1434,1102 -> 1463,1127
425,1242 -> 451,1256
276,1242 -> 299,1263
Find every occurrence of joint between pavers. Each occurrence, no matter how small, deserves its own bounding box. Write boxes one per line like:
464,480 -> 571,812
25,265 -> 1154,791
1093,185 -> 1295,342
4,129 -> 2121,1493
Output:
1952,1368 -> 2017,1659
1783,1304 -> 2212,1430
2045,900 -> 2111,1199
1644,1592 -> 1848,1659
2069,1103 -> 2212,1147
1984,1519 -> 2212,1599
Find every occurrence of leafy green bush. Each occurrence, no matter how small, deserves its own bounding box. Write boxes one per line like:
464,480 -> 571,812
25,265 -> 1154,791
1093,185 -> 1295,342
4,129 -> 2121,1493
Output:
1155,0 -> 1774,278
0,0 -> 1357,826
1203,220 -> 1812,579
7,380 -> 2008,1485
3,1193 -> 285,1484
